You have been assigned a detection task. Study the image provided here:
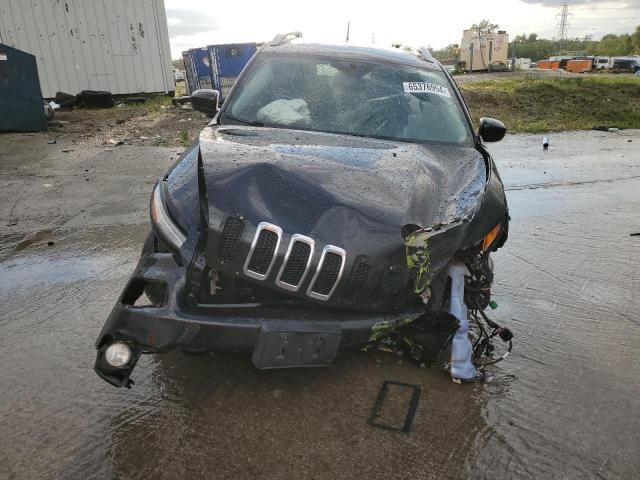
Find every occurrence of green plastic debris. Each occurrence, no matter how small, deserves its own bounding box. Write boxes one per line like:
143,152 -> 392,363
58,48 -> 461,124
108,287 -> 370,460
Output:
489,300 -> 498,310
404,229 -> 432,294
368,316 -> 421,342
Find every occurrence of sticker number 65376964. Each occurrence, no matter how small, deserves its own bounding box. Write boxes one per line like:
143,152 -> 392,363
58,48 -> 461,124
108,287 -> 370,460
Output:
403,82 -> 451,98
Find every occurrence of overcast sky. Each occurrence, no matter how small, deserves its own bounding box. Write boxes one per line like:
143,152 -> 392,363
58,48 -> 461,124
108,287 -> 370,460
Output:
164,0 -> 640,59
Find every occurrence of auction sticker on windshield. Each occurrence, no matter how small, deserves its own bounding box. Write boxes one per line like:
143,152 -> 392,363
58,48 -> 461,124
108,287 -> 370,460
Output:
403,82 -> 451,98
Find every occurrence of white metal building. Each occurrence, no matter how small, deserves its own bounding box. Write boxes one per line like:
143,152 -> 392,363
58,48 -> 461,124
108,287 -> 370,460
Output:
0,0 -> 174,98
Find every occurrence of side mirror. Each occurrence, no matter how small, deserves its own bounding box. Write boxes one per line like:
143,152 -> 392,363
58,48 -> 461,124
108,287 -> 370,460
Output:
191,89 -> 220,117
478,117 -> 506,143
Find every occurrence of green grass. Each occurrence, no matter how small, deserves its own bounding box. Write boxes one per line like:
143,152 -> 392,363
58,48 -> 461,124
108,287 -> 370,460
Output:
460,76 -> 640,133
102,94 -> 173,120
179,129 -> 189,146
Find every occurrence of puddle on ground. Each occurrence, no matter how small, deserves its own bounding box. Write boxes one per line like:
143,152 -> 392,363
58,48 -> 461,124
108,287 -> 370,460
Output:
1,176 -> 640,478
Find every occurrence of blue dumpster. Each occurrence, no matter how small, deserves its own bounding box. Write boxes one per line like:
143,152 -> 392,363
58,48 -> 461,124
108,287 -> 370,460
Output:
182,47 -> 212,95
208,43 -> 258,99
0,43 -> 47,132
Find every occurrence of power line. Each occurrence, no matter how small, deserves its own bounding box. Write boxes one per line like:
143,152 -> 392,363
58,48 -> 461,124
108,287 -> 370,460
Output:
556,2 -> 572,40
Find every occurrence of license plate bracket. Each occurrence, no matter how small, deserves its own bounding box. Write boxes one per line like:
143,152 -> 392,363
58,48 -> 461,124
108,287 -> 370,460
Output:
252,322 -> 342,369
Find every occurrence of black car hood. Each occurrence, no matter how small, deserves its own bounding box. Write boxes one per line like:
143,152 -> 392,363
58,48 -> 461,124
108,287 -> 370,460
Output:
199,126 -> 486,235
197,125 -> 489,310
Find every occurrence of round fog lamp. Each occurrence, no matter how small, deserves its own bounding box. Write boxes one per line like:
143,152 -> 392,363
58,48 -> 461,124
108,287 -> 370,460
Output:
105,342 -> 132,367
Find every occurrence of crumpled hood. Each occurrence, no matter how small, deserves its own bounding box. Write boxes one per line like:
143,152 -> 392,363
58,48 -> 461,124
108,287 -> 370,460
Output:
197,125 -> 489,310
199,126 -> 486,240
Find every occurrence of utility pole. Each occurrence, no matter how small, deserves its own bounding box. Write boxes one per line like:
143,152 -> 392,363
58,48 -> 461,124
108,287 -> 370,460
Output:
346,21 -> 350,43
556,2 -> 571,41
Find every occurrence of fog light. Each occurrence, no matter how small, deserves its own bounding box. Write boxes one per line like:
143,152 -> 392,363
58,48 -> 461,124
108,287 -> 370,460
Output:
105,342 -> 132,368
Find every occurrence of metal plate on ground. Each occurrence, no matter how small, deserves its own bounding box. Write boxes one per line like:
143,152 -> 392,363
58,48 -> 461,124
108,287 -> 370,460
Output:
252,322 -> 342,369
368,381 -> 421,433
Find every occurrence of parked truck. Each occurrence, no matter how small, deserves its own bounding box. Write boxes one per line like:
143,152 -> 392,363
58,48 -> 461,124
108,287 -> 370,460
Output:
565,59 -> 593,73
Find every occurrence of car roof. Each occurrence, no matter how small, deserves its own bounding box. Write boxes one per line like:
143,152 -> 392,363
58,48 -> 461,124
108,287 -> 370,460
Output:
259,42 -> 442,71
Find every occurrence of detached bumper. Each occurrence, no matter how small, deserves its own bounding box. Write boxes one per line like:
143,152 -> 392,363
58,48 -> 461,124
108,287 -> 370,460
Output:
94,252 -> 422,387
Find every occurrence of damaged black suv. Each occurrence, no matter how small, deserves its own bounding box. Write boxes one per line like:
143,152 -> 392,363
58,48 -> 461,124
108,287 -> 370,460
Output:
95,34 -> 509,387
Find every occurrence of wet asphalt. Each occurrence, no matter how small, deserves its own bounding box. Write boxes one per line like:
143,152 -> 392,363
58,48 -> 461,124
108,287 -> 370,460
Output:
1,130 -> 639,479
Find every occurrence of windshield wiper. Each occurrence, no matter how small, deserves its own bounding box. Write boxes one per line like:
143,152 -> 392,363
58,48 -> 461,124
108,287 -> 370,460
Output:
224,114 -> 264,127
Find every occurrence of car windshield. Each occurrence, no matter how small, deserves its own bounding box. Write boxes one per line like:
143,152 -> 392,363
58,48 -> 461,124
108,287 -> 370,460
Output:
224,53 -> 473,145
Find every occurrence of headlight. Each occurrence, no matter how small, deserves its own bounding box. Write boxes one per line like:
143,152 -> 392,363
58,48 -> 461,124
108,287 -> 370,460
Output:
150,181 -> 186,252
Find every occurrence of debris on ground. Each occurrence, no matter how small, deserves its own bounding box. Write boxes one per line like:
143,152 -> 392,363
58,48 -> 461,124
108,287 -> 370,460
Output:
121,96 -> 147,105
594,125 -> 623,131
368,381 -> 421,433
363,313 -> 458,367
44,102 -> 55,121
48,120 -> 69,127
76,90 -> 114,108
55,92 -> 77,109
172,96 -> 191,106
14,230 -> 55,251
38,96 -> 207,148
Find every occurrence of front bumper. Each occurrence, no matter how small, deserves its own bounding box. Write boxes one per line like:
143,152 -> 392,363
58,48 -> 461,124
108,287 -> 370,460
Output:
94,252 -> 424,387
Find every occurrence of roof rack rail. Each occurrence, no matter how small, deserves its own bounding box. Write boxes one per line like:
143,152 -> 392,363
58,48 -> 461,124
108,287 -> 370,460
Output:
268,31 -> 302,46
391,43 -> 436,64
417,46 -> 435,64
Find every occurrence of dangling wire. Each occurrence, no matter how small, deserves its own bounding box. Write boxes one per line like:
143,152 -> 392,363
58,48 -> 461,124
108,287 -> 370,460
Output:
470,303 -> 513,366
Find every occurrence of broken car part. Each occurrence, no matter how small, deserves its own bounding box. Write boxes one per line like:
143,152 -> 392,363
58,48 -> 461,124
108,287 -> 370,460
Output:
95,37 -> 511,387
368,381 -> 421,433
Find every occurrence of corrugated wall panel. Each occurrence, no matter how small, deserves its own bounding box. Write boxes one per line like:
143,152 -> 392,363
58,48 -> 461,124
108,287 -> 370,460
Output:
0,0 -> 174,97
154,0 -> 173,93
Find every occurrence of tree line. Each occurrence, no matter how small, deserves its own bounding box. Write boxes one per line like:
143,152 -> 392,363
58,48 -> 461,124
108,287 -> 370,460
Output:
431,25 -> 640,62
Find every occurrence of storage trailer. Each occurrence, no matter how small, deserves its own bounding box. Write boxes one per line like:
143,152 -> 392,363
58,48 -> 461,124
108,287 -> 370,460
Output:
0,0 -> 174,98
459,29 -> 509,72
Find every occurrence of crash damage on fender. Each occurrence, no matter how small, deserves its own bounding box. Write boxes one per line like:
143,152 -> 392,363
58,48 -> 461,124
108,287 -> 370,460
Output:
95,38 -> 511,387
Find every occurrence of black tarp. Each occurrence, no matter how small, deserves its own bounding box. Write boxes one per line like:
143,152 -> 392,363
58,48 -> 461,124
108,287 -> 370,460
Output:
0,43 -> 47,132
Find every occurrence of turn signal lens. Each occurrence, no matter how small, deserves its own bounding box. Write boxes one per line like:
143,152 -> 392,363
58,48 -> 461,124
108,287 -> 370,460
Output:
482,224 -> 502,252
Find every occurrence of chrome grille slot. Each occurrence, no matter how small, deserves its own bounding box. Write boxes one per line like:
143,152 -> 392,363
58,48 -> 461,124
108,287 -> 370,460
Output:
218,217 -> 245,261
276,234 -> 314,291
307,246 -> 346,301
243,223 -> 282,280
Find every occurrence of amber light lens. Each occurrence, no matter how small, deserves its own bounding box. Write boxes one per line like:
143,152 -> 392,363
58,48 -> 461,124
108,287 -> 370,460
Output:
482,224 -> 502,252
